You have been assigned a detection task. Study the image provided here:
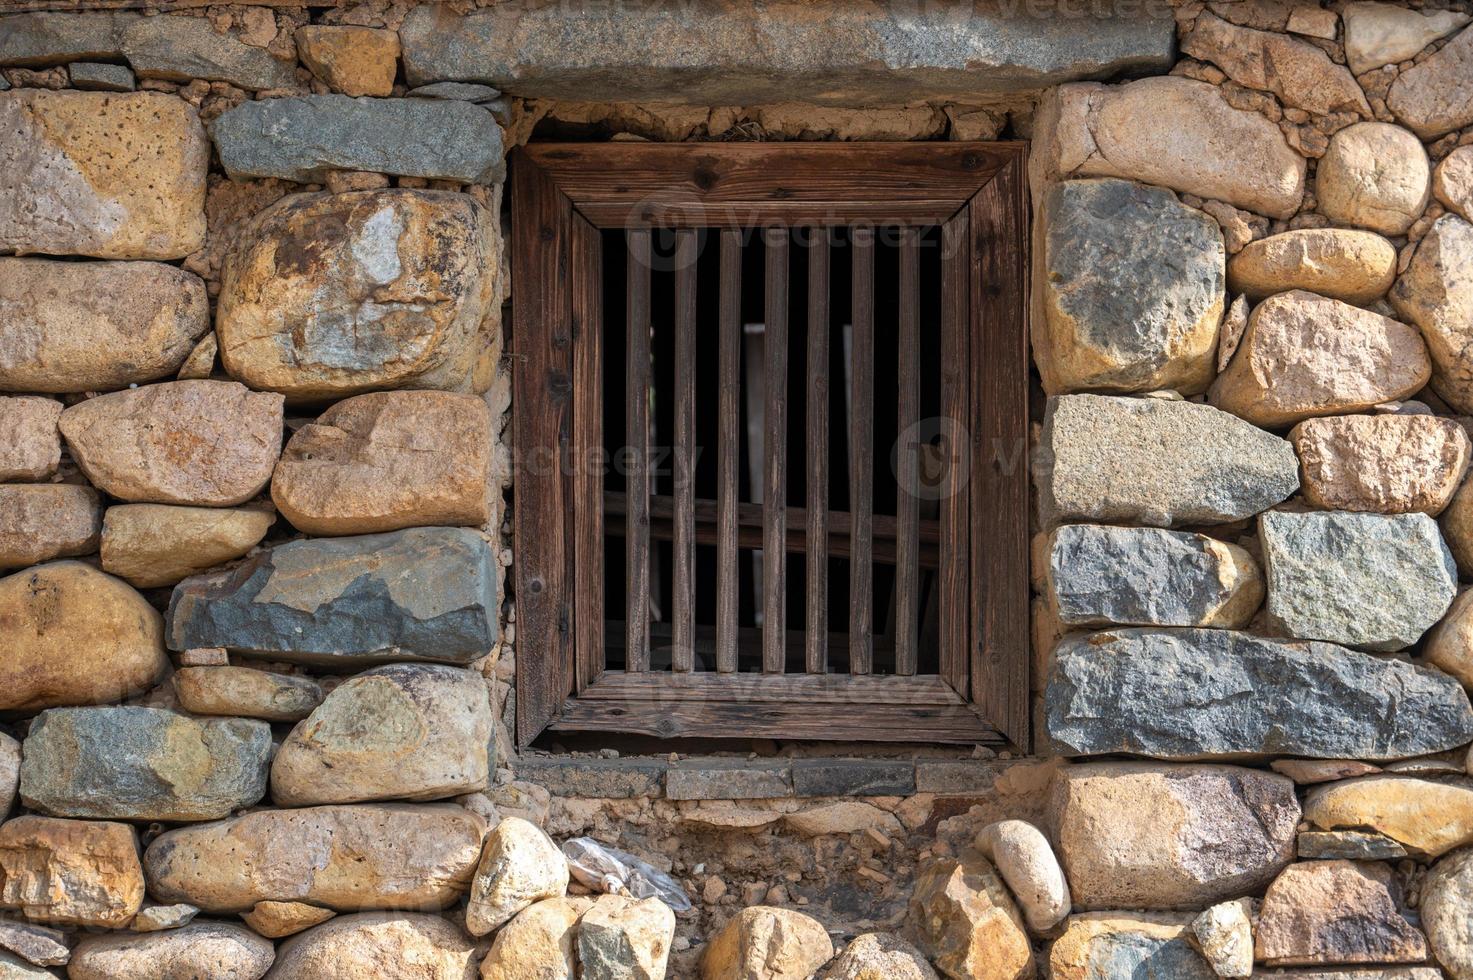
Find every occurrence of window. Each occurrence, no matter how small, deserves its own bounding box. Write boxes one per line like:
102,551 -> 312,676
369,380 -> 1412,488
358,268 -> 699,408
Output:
511,142 -> 1029,748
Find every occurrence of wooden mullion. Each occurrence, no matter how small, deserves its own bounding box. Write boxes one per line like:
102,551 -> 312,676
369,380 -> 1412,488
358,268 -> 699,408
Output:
570,214 -> 605,694
805,229 -> 830,675
895,229 -> 920,676
849,226 -> 874,676
625,229 -> 652,674
672,229 -> 698,672
939,207 -> 971,698
716,230 -> 742,674
763,228 -> 789,675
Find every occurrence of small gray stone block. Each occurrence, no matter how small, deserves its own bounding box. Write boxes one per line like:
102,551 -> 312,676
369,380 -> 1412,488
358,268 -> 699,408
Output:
1297,830 -> 1408,861
514,757 -> 666,799
665,760 -> 792,801
914,760 -> 1009,794
68,61 -> 133,91
791,760 -> 915,798
409,81 -> 501,102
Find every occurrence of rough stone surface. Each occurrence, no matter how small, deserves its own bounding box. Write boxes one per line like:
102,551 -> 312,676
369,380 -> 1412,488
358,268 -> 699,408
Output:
1191,899 -> 1254,979
1226,229 -> 1398,305
1037,77 -> 1307,218
212,96 -> 505,184
0,90 -> 206,259
1209,290 -> 1430,427
0,736 -> 16,820
272,663 -> 491,806
1255,861 -> 1426,966
67,923 -> 275,980
267,912 -> 477,980
1304,776 -> 1473,857
905,852 -> 1033,980
1388,23 -> 1473,138
700,905 -> 834,980
1316,123 -> 1432,235
0,259 -> 209,393
68,61 -> 133,92
1048,913 -> 1216,980
0,951 -> 54,978
479,897 -> 589,980
577,894 -> 676,980
465,817 -> 569,937
818,933 -> 938,980
1045,525 -> 1262,630
1423,848 -> 1473,979
1298,830 -> 1408,861
217,191 -> 498,402
411,82 -> 500,102
1291,414 -> 1470,515
240,901 -> 335,939
100,504 -> 275,588
1045,627 -> 1473,759
272,390 -> 492,535
1037,178 -> 1224,395
144,804 -> 485,913
400,3 -> 1174,104
167,527 -> 497,666
0,917 -> 68,968
1426,589 -> 1473,689
1182,11 -> 1370,116
1435,145 -> 1473,223
296,26 -> 399,97
174,666 -> 323,723
0,817 -> 143,928
0,562 -> 167,713
1260,510 -> 1456,651
1344,2 -> 1471,73
60,381 -> 284,507
1391,216 -> 1473,413
0,484 -> 101,570
0,397 -> 60,482
975,821 -> 1070,934
1049,763 -> 1299,910
1036,394 -> 1299,529
130,901 -> 198,932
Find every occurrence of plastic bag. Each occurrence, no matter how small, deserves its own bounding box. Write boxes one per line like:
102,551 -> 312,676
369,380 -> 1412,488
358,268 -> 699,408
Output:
562,837 -> 692,912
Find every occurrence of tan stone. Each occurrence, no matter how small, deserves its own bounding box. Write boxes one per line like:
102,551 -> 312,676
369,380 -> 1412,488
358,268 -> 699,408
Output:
1435,146 -> 1473,223
272,390 -> 491,536
479,897 -> 591,980
100,504 -> 274,587
1182,12 -> 1370,116
268,912 -> 477,980
1049,763 -> 1298,910
296,26 -> 400,97
0,91 -> 206,259
1255,860 -> 1426,966
175,332 -> 217,381
1344,2 -> 1471,73
1036,77 -> 1307,219
0,817 -> 143,929
1227,229 -> 1397,305
578,894 -> 675,980
1426,590 -> 1473,689
0,485 -> 101,570
175,666 -> 324,723
976,820 -> 1070,934
1049,913 -> 1216,980
1304,775 -> 1473,857
60,381 -> 284,507
1387,23 -> 1473,139
1391,216 -> 1473,413
1290,414 -> 1470,515
818,933 -> 938,980
1270,759 -> 1383,784
217,189 -> 498,401
130,901 -> 198,932
0,397 -> 61,482
68,922 -> 275,980
0,561 -> 167,713
701,906 -> 834,980
271,663 -> 492,806
783,801 -> 902,837
906,852 -> 1035,980
0,734 -> 17,820
143,804 -> 485,914
1191,899 -> 1254,979
465,816 -> 569,936
1209,291 -> 1429,427
1317,123 -> 1432,236
240,901 -> 336,939
0,259 -> 209,393
1423,848 -> 1473,979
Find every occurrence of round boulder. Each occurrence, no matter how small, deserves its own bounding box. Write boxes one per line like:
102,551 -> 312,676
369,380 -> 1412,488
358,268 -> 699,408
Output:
819,933 -> 938,980
976,820 -> 1071,933
268,913 -> 477,980
1226,228 -> 1397,305
1423,848 -> 1473,979
1317,122 -> 1431,235
68,922 -> 274,980
700,906 -> 834,980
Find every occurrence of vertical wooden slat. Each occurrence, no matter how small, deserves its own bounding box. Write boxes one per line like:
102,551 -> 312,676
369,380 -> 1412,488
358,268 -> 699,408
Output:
571,215 -> 605,694
672,229 -> 697,672
939,209 -> 971,699
805,229 -> 830,674
763,228 -> 789,674
849,226 -> 874,676
625,229 -> 652,673
971,157 -> 1031,748
716,230 -> 742,673
895,229 -> 920,676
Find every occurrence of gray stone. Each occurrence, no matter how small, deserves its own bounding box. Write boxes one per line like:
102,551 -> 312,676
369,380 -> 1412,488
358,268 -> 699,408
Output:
1388,23 -> 1473,139
0,917 -> 69,968
914,760 -> 1011,795
211,96 -> 505,183
791,760 -> 915,797
67,922 -> 275,980
0,735 -> 15,820
399,2 -> 1175,105
513,757 -> 666,800
1260,510 -> 1457,651
67,62 -> 133,91
666,761 -> 792,800
167,527 -> 497,667
0,13 -> 296,91
408,81 -> 500,101
1036,394 -> 1299,529
1298,831 -> 1408,861
1037,178 -> 1225,395
0,951 -> 52,979
1045,628 -> 1473,761
1045,524 -> 1262,630
1049,914 -> 1217,980
18,706 -> 271,822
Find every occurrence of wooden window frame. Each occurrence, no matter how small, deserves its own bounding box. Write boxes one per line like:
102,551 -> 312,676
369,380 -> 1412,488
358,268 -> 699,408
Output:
511,142 -> 1029,749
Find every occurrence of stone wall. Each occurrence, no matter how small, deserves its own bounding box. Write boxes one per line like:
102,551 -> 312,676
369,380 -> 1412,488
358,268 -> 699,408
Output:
2,1 -> 1473,978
